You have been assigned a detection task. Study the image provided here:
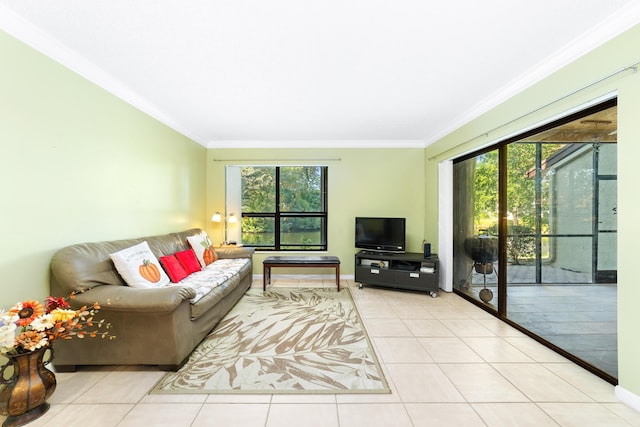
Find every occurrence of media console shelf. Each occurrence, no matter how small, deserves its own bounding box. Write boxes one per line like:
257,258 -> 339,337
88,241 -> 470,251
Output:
355,250 -> 439,297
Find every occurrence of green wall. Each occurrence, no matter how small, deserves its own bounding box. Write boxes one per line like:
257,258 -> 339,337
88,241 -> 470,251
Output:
4,13 -> 638,405
425,24 -> 640,402
206,148 -> 426,274
0,30 -> 207,308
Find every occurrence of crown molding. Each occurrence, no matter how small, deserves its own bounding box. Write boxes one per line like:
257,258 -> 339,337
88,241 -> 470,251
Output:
206,140 -> 427,149
424,2 -> 640,146
3,2 -> 638,150
0,5 -> 208,147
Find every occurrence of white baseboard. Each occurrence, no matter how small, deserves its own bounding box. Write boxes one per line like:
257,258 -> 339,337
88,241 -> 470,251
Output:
251,274 -> 453,292
615,386 -> 640,412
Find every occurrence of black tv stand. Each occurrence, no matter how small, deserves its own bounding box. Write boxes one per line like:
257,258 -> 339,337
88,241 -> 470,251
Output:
354,250 -> 439,297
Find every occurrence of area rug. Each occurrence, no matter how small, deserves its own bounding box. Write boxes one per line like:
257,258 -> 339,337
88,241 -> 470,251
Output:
150,287 -> 390,394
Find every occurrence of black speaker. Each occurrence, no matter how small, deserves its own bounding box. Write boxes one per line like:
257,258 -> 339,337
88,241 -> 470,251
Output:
423,243 -> 431,258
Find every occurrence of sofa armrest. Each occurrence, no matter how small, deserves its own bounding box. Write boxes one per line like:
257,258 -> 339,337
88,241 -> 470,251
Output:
69,285 -> 196,313
216,246 -> 255,260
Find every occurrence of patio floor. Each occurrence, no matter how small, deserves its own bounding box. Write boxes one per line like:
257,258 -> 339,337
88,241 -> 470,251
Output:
463,265 -> 617,379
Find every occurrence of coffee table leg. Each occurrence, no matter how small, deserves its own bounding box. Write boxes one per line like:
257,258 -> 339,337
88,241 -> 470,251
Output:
263,264 -> 267,291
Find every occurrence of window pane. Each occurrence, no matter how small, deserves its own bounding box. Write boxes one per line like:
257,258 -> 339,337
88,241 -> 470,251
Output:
505,104 -> 617,380
506,143 -> 545,273
241,167 -> 276,213
598,142 -> 617,176
453,150 -> 499,307
280,217 -> 325,249
280,166 -> 323,212
241,217 -> 275,248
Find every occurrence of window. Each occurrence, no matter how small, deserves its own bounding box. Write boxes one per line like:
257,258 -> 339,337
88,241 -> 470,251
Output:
228,166 -> 328,251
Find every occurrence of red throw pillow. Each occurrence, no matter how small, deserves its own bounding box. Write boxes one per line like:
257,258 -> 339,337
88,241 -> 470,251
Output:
175,249 -> 202,274
159,254 -> 189,283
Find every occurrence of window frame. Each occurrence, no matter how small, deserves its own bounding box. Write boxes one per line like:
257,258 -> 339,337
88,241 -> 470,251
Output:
451,97 -> 617,385
240,166 -> 328,251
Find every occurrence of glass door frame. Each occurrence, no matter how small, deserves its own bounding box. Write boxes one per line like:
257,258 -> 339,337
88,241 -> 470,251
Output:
452,98 -> 618,384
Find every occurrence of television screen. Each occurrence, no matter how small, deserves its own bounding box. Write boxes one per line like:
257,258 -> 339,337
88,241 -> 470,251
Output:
355,217 -> 406,253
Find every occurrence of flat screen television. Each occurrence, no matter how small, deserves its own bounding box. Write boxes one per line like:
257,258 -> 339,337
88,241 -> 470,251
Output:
355,217 -> 406,253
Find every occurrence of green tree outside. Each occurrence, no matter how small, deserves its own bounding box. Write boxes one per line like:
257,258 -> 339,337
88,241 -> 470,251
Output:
473,143 -> 564,263
240,166 -> 325,247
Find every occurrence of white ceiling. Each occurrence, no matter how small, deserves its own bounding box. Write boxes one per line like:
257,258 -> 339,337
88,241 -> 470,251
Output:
1,1 -> 639,148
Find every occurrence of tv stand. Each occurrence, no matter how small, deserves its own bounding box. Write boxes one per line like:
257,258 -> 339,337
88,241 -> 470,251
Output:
355,251 -> 439,297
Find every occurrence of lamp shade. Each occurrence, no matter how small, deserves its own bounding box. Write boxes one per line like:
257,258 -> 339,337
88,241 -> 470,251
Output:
228,213 -> 237,223
211,212 -> 222,222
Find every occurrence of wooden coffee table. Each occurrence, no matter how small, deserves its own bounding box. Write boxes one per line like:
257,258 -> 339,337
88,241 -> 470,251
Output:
263,256 -> 341,291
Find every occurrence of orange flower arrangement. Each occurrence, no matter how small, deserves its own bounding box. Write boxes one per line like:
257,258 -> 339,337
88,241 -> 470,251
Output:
0,292 -> 113,355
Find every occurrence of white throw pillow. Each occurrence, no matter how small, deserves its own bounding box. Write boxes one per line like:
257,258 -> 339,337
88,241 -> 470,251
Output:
186,232 -> 217,268
110,241 -> 170,288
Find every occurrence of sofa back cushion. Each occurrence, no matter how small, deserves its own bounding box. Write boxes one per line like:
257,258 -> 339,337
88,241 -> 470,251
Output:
50,228 -> 203,295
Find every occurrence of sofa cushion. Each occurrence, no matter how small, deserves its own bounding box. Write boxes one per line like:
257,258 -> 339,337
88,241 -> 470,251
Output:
110,241 -> 170,288
187,233 -> 218,268
175,249 -> 201,275
159,254 -> 189,283
181,258 -> 251,319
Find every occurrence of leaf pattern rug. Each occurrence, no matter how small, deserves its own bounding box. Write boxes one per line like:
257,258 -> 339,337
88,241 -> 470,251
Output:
151,287 -> 390,394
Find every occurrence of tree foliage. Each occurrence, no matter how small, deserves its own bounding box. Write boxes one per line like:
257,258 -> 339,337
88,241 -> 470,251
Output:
473,144 -> 561,231
472,151 -> 499,228
472,143 -> 565,262
280,166 -> 322,213
241,167 -> 275,234
241,167 -> 275,213
240,166 -> 324,235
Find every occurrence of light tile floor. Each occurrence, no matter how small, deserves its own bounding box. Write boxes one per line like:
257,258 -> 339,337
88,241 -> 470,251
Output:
5,279 -> 640,427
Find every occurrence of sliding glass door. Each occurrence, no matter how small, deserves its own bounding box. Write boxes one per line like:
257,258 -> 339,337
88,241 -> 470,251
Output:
452,100 -> 618,383
453,149 -> 500,309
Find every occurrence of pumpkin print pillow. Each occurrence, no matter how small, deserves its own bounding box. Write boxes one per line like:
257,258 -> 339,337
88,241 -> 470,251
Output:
186,233 -> 218,268
110,241 -> 170,288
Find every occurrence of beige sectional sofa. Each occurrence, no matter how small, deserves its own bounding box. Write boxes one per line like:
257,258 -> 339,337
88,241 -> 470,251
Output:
49,228 -> 254,371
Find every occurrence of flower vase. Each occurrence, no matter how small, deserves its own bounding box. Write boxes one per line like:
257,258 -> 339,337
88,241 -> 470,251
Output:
0,347 -> 56,427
